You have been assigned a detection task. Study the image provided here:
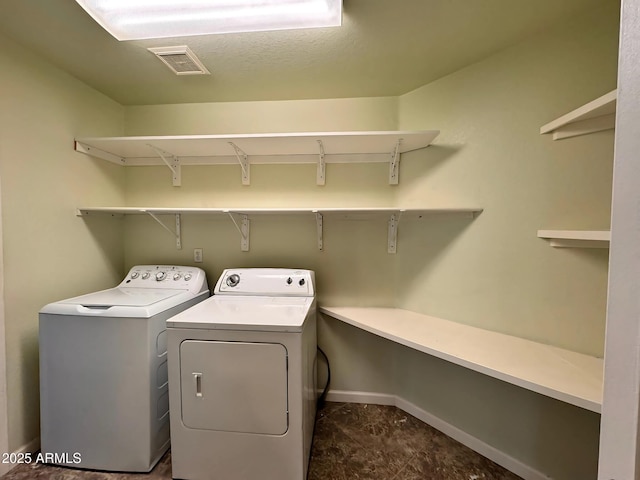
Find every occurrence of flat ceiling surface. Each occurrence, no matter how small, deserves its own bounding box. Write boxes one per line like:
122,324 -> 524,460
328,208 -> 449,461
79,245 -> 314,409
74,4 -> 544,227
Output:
0,0 -> 609,106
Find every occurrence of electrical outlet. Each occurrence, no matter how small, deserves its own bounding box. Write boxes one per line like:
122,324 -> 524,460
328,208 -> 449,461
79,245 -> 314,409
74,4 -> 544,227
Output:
193,248 -> 203,263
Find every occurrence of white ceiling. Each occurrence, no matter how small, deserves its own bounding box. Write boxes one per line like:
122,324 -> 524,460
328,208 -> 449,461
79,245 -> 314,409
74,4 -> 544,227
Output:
0,0 -> 609,106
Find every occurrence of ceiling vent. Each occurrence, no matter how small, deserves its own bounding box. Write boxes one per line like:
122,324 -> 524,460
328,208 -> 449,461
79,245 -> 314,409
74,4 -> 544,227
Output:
148,46 -> 210,75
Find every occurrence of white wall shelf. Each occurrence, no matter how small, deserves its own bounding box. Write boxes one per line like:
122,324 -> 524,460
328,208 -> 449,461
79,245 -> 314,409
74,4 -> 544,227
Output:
320,306 -> 603,413
540,90 -> 616,140
539,92 -> 615,247
537,230 -> 610,248
77,206 -> 482,253
74,130 -> 439,186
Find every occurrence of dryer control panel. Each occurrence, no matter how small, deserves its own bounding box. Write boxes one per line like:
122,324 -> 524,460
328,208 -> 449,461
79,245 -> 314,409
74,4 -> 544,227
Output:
215,268 -> 315,296
121,265 -> 208,293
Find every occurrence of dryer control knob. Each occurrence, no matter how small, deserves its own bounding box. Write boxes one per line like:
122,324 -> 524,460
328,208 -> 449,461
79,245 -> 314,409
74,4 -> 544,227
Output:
155,271 -> 166,281
173,273 -> 182,281
141,272 -> 150,280
287,277 -> 293,285
226,274 -> 240,287
184,273 -> 192,281
130,272 -> 139,279
299,278 -> 305,286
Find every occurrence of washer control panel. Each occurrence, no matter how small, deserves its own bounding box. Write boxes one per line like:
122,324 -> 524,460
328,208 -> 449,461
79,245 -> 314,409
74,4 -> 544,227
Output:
215,268 -> 315,296
120,265 -> 207,293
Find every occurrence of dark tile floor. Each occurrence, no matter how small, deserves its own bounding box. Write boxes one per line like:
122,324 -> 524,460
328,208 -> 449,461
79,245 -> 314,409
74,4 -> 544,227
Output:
309,402 -> 521,480
2,402 -> 521,480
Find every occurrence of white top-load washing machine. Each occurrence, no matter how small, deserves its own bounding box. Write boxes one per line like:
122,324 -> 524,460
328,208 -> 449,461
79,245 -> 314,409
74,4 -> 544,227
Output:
39,265 -> 209,472
167,268 -> 317,480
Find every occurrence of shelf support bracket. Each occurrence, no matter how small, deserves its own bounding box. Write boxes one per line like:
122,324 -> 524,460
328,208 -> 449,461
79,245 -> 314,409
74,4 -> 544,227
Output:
388,212 -> 401,254
315,212 -> 324,250
317,140 -> 326,186
389,139 -> 402,185
145,211 -> 182,249
74,141 -> 125,165
226,212 -> 250,251
229,142 -> 250,185
147,144 -> 181,187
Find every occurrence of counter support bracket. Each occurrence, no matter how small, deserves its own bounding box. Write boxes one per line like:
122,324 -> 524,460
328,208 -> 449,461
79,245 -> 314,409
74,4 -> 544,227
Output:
145,211 -> 182,249
388,212 -> 401,253
148,144 -> 181,187
389,139 -> 402,185
226,212 -> 250,251
229,142 -> 250,185
317,140 -> 326,185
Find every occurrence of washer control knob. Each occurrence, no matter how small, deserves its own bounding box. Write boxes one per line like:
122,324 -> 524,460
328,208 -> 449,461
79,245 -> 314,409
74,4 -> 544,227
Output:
155,271 -> 166,281
299,278 -> 305,286
173,273 -> 182,281
141,272 -> 150,280
130,271 -> 139,279
184,273 -> 192,281
287,277 -> 293,285
226,274 -> 240,287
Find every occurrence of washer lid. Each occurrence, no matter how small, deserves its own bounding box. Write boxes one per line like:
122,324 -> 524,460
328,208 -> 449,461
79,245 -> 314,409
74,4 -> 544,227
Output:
166,295 -> 314,332
39,287 -> 202,318
60,287 -> 185,307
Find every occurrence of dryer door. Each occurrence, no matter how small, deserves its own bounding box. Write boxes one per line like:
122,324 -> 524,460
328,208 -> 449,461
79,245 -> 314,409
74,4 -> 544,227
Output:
180,340 -> 288,435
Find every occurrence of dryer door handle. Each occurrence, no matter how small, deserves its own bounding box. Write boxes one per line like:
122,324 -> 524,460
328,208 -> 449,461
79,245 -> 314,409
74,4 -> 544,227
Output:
193,372 -> 203,397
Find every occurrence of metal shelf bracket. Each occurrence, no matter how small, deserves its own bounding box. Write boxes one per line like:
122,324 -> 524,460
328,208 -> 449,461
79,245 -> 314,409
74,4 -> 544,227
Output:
315,212 -> 324,250
147,144 -> 181,187
317,140 -> 326,186
226,212 -> 250,251
145,211 -> 182,249
229,142 -> 250,185
388,212 -> 401,253
389,139 -> 402,185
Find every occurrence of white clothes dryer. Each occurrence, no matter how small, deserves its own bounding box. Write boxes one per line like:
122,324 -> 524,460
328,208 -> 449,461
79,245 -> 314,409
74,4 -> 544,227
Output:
167,268 -> 317,480
39,265 -> 209,472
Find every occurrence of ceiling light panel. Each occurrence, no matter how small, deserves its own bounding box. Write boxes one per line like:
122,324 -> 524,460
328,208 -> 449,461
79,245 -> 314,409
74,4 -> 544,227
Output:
75,0 -> 342,41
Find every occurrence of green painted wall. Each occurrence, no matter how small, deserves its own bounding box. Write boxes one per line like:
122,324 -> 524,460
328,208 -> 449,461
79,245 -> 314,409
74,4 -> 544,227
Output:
0,33 -> 126,452
397,2 -> 618,357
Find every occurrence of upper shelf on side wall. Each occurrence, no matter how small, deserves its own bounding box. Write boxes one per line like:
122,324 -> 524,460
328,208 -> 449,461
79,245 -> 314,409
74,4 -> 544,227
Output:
74,130 -> 440,186
540,90 -> 616,140
537,230 -> 610,248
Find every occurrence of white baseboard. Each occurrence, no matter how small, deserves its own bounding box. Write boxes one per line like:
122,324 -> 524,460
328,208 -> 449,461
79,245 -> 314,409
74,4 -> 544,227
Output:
325,389 -> 396,405
0,437 -> 40,476
14,436 -> 40,455
325,389 -> 550,480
